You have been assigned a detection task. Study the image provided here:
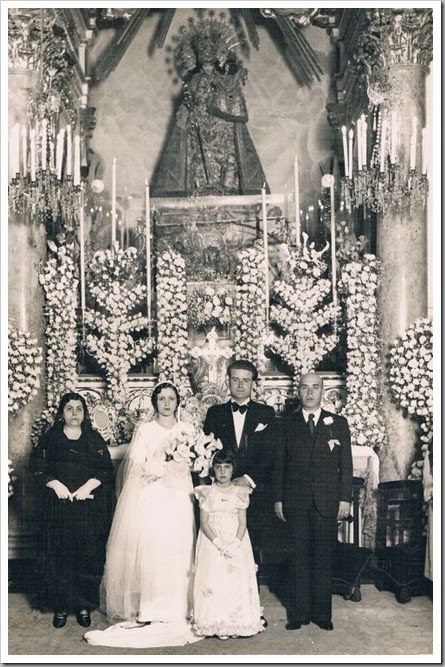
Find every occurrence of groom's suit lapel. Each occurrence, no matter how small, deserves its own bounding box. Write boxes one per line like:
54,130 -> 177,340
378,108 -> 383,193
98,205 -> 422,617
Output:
222,401 -> 238,448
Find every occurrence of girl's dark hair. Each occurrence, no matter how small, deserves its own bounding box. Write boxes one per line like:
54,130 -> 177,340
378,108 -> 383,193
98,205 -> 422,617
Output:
54,392 -> 92,432
210,448 -> 238,479
151,382 -> 181,410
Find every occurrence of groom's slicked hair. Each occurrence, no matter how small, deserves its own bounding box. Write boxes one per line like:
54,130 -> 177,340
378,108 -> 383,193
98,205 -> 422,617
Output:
227,359 -> 258,381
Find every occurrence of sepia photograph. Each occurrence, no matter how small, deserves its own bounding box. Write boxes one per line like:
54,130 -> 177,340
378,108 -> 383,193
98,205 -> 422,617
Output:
3,1 -> 440,662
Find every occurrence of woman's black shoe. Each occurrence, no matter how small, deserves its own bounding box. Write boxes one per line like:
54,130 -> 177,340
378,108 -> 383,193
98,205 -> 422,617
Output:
53,612 -> 68,628
76,610 -> 91,628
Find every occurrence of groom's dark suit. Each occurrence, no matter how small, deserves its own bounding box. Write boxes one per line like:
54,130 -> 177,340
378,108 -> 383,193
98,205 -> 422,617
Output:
203,400 -> 276,563
273,408 -> 352,626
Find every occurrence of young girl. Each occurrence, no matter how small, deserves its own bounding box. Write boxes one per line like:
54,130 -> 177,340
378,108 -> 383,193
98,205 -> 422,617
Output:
192,449 -> 264,640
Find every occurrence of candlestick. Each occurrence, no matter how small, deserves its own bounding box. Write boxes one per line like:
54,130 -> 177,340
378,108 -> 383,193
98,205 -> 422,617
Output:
73,134 -> 81,186
66,125 -> 72,177
21,125 -> 27,177
79,197 -> 86,324
421,127 -> 428,175
10,123 -> 20,179
380,118 -> 387,173
348,129 -> 354,178
261,185 -> 269,326
41,119 -> 47,170
341,126 -> 349,179
112,158 -> 117,245
294,155 -> 301,246
357,118 -> 362,171
145,179 -> 151,323
410,116 -> 418,170
30,128 -> 36,181
321,174 -> 337,309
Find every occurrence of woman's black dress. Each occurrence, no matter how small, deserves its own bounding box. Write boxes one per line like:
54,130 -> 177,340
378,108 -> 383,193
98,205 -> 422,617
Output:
29,425 -> 115,613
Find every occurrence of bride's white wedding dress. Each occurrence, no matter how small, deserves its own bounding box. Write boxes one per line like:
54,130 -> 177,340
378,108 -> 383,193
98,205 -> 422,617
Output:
84,419 -> 202,648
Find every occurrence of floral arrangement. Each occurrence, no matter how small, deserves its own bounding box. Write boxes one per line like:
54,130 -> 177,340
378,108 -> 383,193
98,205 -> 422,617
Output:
188,285 -> 234,330
268,233 -> 340,387
8,459 -> 17,497
388,317 -> 433,481
339,254 -> 387,450
39,241 -> 79,412
8,320 -> 43,418
165,424 -> 223,478
234,240 -> 268,374
85,244 -> 155,413
156,248 -> 191,396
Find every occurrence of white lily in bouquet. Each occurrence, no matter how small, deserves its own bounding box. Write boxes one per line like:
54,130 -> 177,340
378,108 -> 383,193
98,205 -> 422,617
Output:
165,425 -> 223,478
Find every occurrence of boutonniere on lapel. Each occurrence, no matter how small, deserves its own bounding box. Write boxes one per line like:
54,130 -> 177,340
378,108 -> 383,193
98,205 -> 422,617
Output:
323,416 -> 334,426
327,439 -> 341,452
254,423 -> 268,432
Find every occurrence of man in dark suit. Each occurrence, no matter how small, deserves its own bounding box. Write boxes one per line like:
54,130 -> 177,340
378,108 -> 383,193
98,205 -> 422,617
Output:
273,372 -> 353,632
203,359 -> 276,574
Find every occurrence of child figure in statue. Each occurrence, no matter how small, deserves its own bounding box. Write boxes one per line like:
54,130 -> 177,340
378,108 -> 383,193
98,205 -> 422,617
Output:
151,14 -> 268,198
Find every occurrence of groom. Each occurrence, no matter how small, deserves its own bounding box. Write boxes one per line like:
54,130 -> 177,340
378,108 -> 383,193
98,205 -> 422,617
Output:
203,359 -> 277,575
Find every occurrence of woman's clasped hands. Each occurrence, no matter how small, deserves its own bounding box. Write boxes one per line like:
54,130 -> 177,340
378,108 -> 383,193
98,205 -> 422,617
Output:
212,536 -> 242,559
46,478 -> 99,501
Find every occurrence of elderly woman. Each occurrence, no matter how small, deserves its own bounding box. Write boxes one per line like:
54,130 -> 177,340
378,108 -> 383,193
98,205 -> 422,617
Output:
29,392 -> 114,629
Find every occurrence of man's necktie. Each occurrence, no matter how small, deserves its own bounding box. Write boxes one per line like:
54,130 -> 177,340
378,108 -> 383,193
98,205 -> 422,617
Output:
308,413 -> 315,435
231,402 -> 248,415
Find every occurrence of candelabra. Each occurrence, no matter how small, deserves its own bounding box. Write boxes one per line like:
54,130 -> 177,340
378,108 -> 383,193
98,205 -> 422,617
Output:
8,171 -> 82,227
347,165 -> 428,214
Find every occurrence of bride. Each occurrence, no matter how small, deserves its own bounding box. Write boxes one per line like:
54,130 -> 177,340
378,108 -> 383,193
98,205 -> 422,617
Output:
86,382 -> 200,647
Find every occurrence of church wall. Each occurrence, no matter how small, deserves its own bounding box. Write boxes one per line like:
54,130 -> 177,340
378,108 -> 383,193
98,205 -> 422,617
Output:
89,10 -> 335,209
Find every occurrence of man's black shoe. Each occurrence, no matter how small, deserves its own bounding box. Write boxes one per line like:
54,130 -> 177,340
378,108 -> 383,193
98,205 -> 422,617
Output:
76,610 -> 91,628
52,611 -> 68,628
285,620 -> 309,630
312,620 -> 334,631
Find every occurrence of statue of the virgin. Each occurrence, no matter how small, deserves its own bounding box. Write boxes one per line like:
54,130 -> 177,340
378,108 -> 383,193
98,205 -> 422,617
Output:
151,13 -> 269,198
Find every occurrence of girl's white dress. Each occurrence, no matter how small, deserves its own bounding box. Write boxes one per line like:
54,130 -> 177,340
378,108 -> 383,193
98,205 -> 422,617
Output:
85,419 -> 202,648
192,483 -> 264,638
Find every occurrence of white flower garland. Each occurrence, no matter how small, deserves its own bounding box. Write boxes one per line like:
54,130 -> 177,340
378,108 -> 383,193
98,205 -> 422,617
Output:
8,459 -> 16,497
85,245 -> 155,412
8,319 -> 43,417
234,240 -> 268,375
188,285 -> 234,330
339,254 -> 387,449
39,242 -> 79,412
388,317 -> 433,480
268,234 -> 340,386
156,248 -> 191,396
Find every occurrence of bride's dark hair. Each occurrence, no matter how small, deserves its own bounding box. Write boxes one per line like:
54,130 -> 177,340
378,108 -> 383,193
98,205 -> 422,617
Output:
151,382 -> 181,411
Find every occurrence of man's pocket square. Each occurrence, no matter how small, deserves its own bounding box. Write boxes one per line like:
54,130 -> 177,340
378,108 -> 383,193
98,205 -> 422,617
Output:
254,423 -> 268,432
328,439 -> 341,452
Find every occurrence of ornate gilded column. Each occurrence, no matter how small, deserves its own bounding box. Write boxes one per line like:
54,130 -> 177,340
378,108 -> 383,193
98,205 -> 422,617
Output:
362,9 -> 433,480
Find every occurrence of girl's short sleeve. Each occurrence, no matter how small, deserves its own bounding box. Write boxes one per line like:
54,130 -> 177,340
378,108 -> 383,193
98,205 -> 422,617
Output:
194,485 -> 211,511
234,485 -> 252,509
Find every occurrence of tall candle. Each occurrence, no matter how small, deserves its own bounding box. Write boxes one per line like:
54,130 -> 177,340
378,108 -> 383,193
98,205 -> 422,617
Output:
348,129 -> 354,178
30,128 -> 36,181
294,155 -> 301,246
410,116 -> 418,170
22,125 -> 27,177
66,125 -> 72,177
111,157 -> 117,245
357,118 -> 362,171
56,128 -> 65,180
390,111 -> 397,164
362,115 -> 367,169
73,134 -> 80,186
261,185 -> 269,325
41,119 -> 47,170
421,127 -> 428,175
79,199 -> 86,323
145,179 -> 151,322
341,126 -> 349,179
329,176 -> 337,308
380,118 -> 387,173
10,123 -> 20,178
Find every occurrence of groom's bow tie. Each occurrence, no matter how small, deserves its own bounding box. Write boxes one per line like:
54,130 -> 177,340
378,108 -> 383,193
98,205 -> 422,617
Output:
231,402 -> 249,414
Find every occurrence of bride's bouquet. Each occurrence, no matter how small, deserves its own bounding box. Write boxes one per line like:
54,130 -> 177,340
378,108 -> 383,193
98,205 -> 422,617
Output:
165,425 -> 223,478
